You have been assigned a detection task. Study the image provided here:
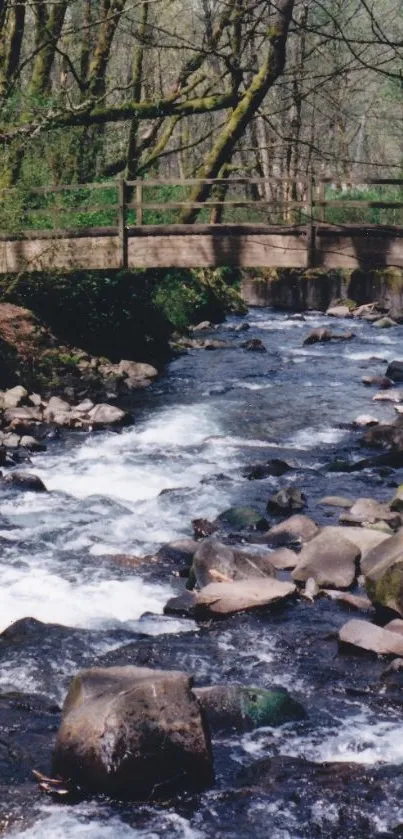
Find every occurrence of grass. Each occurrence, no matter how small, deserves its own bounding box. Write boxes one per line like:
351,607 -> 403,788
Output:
2,180 -> 403,234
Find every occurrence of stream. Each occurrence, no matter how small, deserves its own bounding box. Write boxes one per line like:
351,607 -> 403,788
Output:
1,307 -> 403,838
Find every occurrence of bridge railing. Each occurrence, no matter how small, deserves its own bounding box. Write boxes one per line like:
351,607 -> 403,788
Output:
2,177 -> 403,236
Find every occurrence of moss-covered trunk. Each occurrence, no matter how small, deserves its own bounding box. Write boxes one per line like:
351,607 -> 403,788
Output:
180,0 -> 295,224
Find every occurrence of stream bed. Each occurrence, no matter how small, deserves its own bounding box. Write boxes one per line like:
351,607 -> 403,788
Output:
1,308 -> 403,838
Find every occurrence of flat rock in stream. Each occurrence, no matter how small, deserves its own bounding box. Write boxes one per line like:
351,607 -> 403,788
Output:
339,618 -> 403,656
339,498 -> 401,529
194,578 -> 296,617
53,666 -> 213,799
292,530 -> 360,589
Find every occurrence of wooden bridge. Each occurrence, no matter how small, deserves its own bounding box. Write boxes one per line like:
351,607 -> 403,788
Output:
2,177 -> 403,274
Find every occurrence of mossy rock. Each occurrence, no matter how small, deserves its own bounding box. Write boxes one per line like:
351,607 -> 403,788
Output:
365,560 -> 403,616
194,684 -> 305,733
215,506 -> 268,531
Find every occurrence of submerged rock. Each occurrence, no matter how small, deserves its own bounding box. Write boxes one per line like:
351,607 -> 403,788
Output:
193,684 -> 305,733
240,338 -> 266,352
53,666 -> 213,799
215,506 -> 268,531
266,487 -> 307,515
242,458 -> 293,480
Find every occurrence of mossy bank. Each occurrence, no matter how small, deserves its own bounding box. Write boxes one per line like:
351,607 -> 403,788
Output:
0,267 -> 245,397
241,267 -> 403,315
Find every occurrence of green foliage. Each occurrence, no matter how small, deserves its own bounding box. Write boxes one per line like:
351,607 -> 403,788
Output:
151,267 -> 245,329
320,184 -> 403,225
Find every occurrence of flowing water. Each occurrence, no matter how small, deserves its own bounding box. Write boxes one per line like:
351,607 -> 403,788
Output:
1,309 -> 403,838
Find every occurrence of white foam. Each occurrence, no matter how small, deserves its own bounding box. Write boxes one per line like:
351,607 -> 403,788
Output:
0,562 -> 171,633
242,708 -> 403,767
286,426 -> 347,450
9,805 -> 205,839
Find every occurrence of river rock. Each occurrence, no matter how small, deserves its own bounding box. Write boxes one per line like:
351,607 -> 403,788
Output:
362,419 -> 403,452
390,485 -> 403,511
386,360 -> 403,382
53,666 -> 213,798
117,360 -> 158,384
2,472 -> 47,492
323,591 -> 373,611
191,539 -> 275,588
364,538 -> 403,615
339,498 -> 401,529
373,316 -> 398,328
266,547 -> 299,570
4,406 -> 43,425
361,530 -> 403,576
243,458 -> 292,480
2,386 -> 28,409
292,530 -> 360,589
326,305 -> 353,318
373,389 -> 403,403
266,487 -> 306,515
320,526 -> 389,561
303,328 -> 353,345
268,514 -> 319,543
19,435 -> 46,452
240,338 -> 266,352
193,684 -> 304,733
384,619 -> 403,635
339,619 -> 403,656
362,376 -> 392,389
88,404 -> 131,427
319,496 -> 353,508
352,414 -> 379,428
194,578 -> 296,617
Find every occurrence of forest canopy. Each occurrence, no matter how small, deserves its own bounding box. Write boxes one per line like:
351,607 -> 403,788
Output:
1,0 -> 403,212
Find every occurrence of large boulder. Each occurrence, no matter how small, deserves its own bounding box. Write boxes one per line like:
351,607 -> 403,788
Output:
190,539 -> 275,588
194,578 -> 296,617
292,530 -> 360,589
339,619 -> 403,656
53,666 -> 213,799
320,526 -> 389,562
193,684 -> 304,733
326,305 -> 353,318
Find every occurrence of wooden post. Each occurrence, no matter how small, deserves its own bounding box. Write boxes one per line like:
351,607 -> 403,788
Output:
118,178 -> 128,269
136,181 -> 143,226
306,175 -> 316,268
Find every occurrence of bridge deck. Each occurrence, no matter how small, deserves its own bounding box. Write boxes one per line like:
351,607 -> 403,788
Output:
1,223 -> 403,274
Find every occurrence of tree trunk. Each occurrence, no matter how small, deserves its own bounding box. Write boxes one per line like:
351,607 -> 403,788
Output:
180,0 -> 295,223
